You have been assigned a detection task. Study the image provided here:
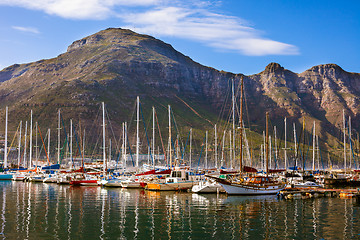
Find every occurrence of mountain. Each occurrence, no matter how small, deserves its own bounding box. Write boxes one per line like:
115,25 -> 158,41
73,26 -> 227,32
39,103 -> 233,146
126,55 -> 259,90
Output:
0,28 -> 359,166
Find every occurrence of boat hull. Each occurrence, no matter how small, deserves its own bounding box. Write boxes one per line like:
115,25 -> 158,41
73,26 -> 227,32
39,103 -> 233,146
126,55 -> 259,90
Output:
219,182 -> 284,195
146,181 -> 194,191
0,174 -> 12,180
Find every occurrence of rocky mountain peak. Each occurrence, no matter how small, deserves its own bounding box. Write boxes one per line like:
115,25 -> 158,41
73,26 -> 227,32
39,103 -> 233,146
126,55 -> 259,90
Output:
66,28 -> 150,52
263,62 -> 284,74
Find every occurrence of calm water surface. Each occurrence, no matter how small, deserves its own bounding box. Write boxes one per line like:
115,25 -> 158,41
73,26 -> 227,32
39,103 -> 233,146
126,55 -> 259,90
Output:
0,181 -> 359,239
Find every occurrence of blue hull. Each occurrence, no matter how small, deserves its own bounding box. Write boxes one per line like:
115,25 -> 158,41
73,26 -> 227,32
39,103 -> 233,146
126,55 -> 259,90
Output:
0,174 -> 13,180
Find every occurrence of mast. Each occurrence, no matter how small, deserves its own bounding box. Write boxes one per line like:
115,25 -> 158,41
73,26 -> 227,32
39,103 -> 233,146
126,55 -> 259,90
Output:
35,122 -> 38,167
343,109 -> 346,171
349,116 -> 352,169
274,126 -> 278,166
269,136 -> 272,170
24,121 -> 28,168
124,122 -> 127,168
229,130 -> 232,169
312,121 -> 316,171
168,105 -> 172,168
284,118 -> 287,171
239,76 -> 244,173
189,128 -> 192,168
18,121 -> 22,168
221,130 -> 225,167
293,123 -> 297,167
205,130 -> 208,169
57,109 -> 61,164
102,102 -> 106,173
47,129 -> 50,163
29,110 -> 33,168
214,124 -> 217,168
4,107 -> 8,169
232,78 -> 236,169
136,96 -> 140,168
70,119 -> 73,169
152,106 -> 155,169
265,112 -> 269,174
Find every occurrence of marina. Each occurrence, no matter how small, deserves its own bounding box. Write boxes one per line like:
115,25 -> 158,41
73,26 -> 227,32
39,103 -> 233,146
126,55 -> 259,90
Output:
1,181 -> 360,239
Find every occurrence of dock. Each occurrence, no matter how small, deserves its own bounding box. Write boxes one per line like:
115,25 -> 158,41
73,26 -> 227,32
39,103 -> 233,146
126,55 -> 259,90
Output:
277,187 -> 360,200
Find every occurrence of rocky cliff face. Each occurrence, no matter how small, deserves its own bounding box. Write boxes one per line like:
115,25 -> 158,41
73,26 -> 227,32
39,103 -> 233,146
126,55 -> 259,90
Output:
0,28 -> 359,158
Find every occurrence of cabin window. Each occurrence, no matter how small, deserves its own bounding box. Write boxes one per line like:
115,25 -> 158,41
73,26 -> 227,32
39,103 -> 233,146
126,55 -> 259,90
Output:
185,172 -> 189,180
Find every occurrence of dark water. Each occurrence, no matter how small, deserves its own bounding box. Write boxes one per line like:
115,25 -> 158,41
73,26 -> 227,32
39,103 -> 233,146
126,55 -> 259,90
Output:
0,181 -> 359,239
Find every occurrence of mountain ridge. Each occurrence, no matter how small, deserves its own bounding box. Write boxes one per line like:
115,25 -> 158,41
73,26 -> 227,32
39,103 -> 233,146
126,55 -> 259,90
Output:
0,28 -> 359,165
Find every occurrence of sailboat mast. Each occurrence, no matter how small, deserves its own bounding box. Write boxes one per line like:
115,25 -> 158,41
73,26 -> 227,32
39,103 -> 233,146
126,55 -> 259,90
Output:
313,121 -> 316,171
4,106 -> 8,169
221,130 -> 225,167
29,110 -> 33,168
124,122 -> 127,168
102,102 -> 106,173
214,124 -> 217,168
152,106 -> 155,169
343,109 -> 346,171
168,105 -> 172,168
70,119 -> 73,169
18,121 -> 22,168
265,112 -> 269,174
349,116 -> 352,169
293,123 -> 297,167
136,97 -> 140,168
232,78 -> 236,169
47,129 -> 50,163
189,128 -> 192,168
24,121 -> 27,168
229,130 -> 232,169
205,130 -> 208,169
57,109 -> 61,164
284,117 -> 287,171
239,76 -> 244,173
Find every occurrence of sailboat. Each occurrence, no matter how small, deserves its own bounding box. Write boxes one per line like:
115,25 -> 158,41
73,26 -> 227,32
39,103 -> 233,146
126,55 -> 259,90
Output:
210,77 -> 285,195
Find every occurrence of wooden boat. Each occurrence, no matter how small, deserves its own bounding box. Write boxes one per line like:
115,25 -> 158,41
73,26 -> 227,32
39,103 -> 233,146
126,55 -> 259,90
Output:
212,175 -> 285,195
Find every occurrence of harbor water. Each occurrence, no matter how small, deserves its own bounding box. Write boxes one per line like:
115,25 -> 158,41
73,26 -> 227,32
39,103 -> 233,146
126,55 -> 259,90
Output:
0,181 -> 359,239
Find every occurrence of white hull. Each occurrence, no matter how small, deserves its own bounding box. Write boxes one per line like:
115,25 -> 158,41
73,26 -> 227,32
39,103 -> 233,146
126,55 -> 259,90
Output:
121,181 -> 141,188
219,182 -> 284,195
192,182 -> 224,193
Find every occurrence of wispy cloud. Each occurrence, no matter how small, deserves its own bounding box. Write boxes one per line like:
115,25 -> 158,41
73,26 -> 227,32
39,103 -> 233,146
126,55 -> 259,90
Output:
1,0 -> 299,56
12,26 -> 40,34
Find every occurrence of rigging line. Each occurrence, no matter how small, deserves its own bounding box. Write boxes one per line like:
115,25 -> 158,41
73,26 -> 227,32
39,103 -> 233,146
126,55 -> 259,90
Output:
155,109 -> 167,165
216,78 -> 232,125
182,129 -> 191,160
60,114 -> 75,169
174,95 -> 213,125
170,108 -> 184,157
71,123 -> 84,166
105,107 -> 120,151
139,101 -> 154,165
7,121 -> 21,157
196,133 -> 206,170
37,125 -> 50,165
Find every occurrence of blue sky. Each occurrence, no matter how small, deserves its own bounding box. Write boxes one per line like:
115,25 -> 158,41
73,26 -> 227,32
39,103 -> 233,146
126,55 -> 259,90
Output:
0,0 -> 359,75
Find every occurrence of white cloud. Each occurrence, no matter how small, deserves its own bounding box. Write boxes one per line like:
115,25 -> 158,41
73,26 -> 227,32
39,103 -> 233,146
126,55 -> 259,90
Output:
0,0 -> 299,56
0,0 -> 161,20
121,7 -> 299,56
12,26 -> 40,34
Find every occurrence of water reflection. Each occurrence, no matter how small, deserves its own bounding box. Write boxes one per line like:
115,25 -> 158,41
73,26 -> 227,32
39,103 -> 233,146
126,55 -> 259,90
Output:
0,182 -> 360,239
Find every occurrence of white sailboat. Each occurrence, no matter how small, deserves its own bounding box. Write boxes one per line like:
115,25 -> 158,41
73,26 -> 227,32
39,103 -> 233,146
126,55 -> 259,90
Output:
212,77 -> 285,195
